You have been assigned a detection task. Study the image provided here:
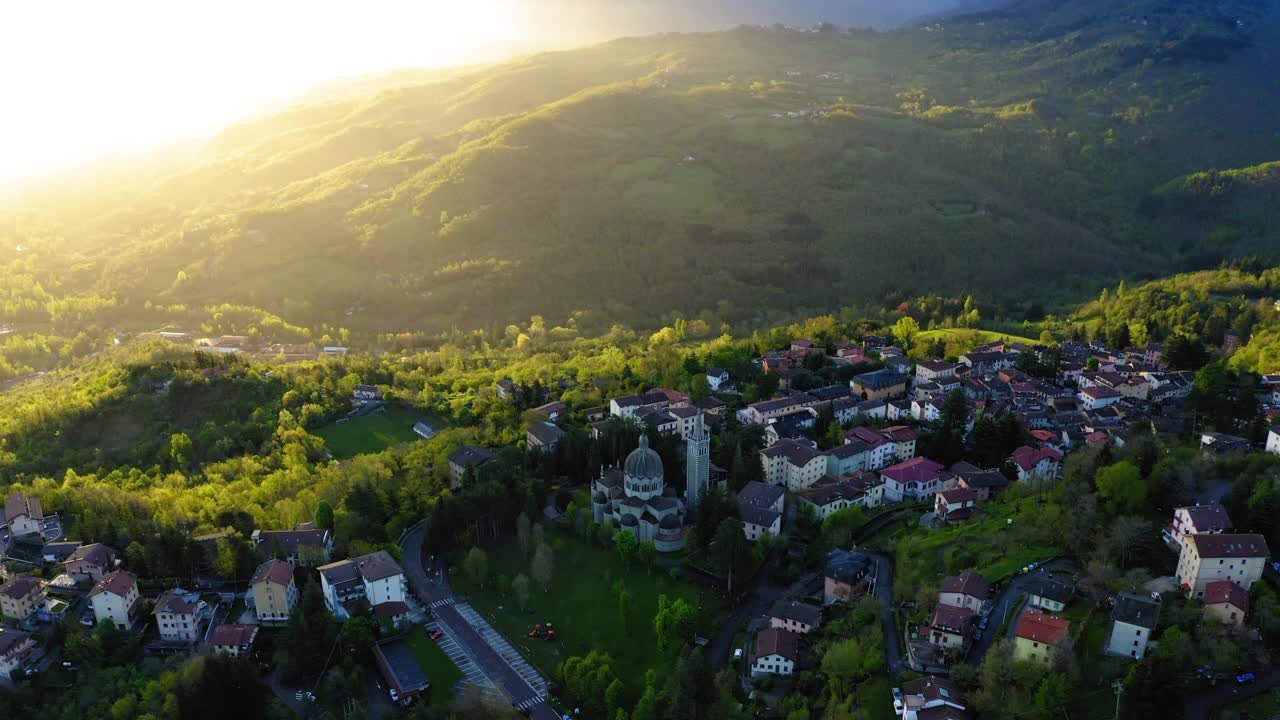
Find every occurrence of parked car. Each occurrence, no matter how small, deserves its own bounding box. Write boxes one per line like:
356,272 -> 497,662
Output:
979,617 -> 989,630
974,630 -> 983,641
1237,673 -> 1256,684
431,630 -> 445,640
892,687 -> 904,715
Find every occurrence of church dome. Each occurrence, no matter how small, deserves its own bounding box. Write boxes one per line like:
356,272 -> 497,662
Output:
624,435 -> 663,480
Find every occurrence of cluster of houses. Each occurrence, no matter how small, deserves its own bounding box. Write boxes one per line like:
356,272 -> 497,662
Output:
137,330 -> 349,361
0,498 -> 411,684
748,599 -> 823,679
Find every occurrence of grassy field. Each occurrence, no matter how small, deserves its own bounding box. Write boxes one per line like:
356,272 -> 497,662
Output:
859,674 -> 900,720
449,525 -> 719,705
314,405 -> 420,458
915,328 -> 1039,347
403,626 -> 464,707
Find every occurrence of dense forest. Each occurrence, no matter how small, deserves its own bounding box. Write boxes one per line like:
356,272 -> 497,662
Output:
1,0 -> 1278,349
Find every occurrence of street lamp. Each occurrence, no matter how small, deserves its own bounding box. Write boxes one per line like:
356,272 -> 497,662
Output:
1111,679 -> 1124,720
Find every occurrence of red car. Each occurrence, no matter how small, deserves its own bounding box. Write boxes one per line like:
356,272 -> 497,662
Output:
431,630 -> 445,641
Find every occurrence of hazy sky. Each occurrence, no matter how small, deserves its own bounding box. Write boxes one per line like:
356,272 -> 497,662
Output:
0,0 -> 991,189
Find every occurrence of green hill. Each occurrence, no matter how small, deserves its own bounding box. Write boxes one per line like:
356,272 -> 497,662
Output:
3,0 -> 1279,339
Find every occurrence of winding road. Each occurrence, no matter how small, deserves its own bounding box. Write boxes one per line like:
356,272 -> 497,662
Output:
967,558 -> 1077,665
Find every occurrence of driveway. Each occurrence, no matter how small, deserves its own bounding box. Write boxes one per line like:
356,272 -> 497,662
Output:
867,551 -> 905,674
967,558 -> 1077,665
706,549 -> 786,671
402,521 -> 558,720
1184,670 -> 1280,720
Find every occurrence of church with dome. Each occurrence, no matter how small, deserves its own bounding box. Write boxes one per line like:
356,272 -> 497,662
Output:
591,414 -> 709,553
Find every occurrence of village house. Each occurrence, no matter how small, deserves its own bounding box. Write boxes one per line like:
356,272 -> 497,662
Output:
760,439 -> 829,491
1268,426 -> 1280,456
64,543 -> 117,582
916,360 -> 959,384
825,440 -> 871,478
901,677 -> 968,720
959,350 -> 1014,375
1199,432 -> 1251,455
824,548 -> 874,604
938,572 -> 990,613
1203,581 -> 1249,627
923,602 -> 974,649
0,577 -> 43,622
741,393 -> 818,425
88,570 -> 141,630
668,405 -> 709,440
1176,533 -> 1271,598
799,473 -> 883,518
1013,612 -> 1070,665
751,627 -> 800,677
211,624 -> 259,657
318,550 -> 408,620
526,421 -> 566,452
949,462 -> 1010,500
154,588 -> 209,643
738,481 -> 785,542
447,445 -> 498,487
850,369 -> 909,401
0,628 -> 37,682
1105,592 -> 1160,659
1007,446 -> 1063,482
881,456 -> 953,503
1164,505 -> 1233,550
531,400 -> 567,420
609,390 -> 669,419
0,493 -> 46,538
705,368 -> 730,391
1078,386 -> 1121,411
934,487 -> 979,523
252,527 -> 333,566
495,378 -> 515,400
251,558 -> 299,626
1026,574 -> 1075,613
770,600 -> 822,634
352,384 -> 383,406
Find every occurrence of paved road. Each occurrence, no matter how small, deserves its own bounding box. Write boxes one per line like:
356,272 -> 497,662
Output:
1184,670 -> 1280,720
706,550 -> 786,670
967,558 -> 1077,665
867,551 -> 905,674
402,522 -> 557,720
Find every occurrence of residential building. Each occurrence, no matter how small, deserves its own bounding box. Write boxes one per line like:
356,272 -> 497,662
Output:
939,572 -> 991,613
0,577 -> 43,621
1026,575 -> 1075,613
64,543 -> 117,582
1007,446 -> 1063,482
447,445 -> 498,487
1176,533 -> 1270,598
950,461 -> 1010,500
902,677 -> 968,720
1013,612 -> 1070,665
375,637 -> 431,705
706,368 -> 730,391
526,421 -> 566,452
824,441 -> 870,478
609,389 -> 673,419
1164,505 -> 1233,550
496,378 -> 515,400
154,589 -> 209,643
934,487 -> 979,523
1078,386 -> 1121,411
824,548 -> 873,604
924,603 -> 974,649
531,401 -> 567,420
251,528 -> 333,566
741,393 -> 817,425
1268,426 -> 1280,456
0,629 -> 37,682
960,351 -> 1014,375
88,570 -> 141,629
846,426 -> 898,469
1105,592 -> 1160,660
251,559 -> 299,626
770,600 -> 822,635
1203,581 -> 1249,627
318,550 -> 408,620
352,384 -> 383,405
0,493 -> 45,538
212,624 -> 259,657
750,627 -> 800,677
850,369 -> 909,401
1200,432 -> 1251,455
881,456 -> 953,503
799,475 -> 873,519
916,360 -> 959,384
738,481 -> 785,542
760,439 -> 828,491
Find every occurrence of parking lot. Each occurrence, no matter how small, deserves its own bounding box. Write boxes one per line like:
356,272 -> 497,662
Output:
424,619 -> 495,694
454,604 -> 548,698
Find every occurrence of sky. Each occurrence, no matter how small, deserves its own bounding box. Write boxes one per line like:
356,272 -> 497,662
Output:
0,0 -> 994,189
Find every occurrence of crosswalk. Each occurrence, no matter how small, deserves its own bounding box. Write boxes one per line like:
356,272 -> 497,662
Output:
424,620 -> 496,693
429,597 -> 456,609
515,696 -> 545,712
454,603 -> 549,697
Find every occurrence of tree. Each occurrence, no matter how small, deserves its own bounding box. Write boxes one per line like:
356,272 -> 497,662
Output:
314,500 -> 334,531
822,506 -> 866,549
1096,461 -> 1146,513
617,588 -> 634,633
516,512 -> 532,557
512,574 -> 531,611
1031,673 -> 1069,720
893,316 -> 921,353
711,518 -> 747,593
615,529 -> 638,569
654,594 -> 698,652
637,540 -> 657,574
821,636 -> 884,691
169,432 -> 194,471
463,547 -> 489,588
531,542 -> 554,591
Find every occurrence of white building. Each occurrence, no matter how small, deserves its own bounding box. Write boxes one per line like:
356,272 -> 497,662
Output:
88,570 -> 141,630
1105,592 -> 1160,660
1176,533 -> 1270,599
1078,386 -> 1121,410
318,551 -> 408,620
154,588 -> 209,643
1163,505 -> 1233,550
750,627 -> 799,677
760,439 -> 828,491
1267,426 -> 1280,456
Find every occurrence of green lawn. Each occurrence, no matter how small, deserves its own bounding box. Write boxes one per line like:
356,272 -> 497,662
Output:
450,526 -> 720,705
1214,689 -> 1280,720
403,626 -> 464,707
314,405 -> 420,458
915,328 -> 1039,347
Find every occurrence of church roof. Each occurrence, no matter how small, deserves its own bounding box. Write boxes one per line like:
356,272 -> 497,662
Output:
624,436 -> 664,479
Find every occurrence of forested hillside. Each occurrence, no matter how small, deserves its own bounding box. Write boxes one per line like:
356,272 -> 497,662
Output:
2,0 -> 1278,342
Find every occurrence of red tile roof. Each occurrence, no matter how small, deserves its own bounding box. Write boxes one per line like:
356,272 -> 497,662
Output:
1203,581 -> 1249,612
212,624 -> 259,647
1015,612 -> 1070,646
881,456 -> 948,484
752,627 -> 801,662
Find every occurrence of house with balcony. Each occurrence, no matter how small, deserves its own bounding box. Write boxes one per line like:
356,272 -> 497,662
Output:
318,550 -> 408,620
154,588 -> 210,643
88,570 -> 141,630
251,559 -> 299,626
